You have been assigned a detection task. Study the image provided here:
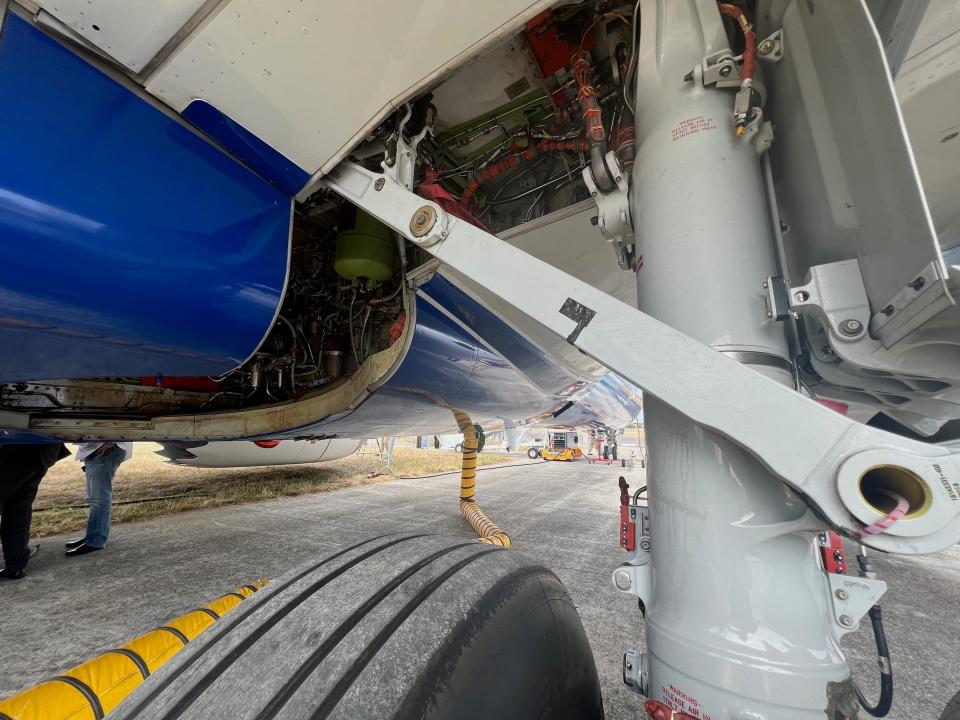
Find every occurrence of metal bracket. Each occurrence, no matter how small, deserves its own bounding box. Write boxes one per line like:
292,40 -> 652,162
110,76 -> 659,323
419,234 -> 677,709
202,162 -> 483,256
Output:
696,49 -> 742,88
382,103 -> 432,191
764,275 -> 791,321
826,574 -> 887,638
623,649 -> 647,694
581,151 -> 634,271
870,260 -> 954,348
319,160 -> 960,555
790,260 -> 871,343
612,504 -> 651,602
757,29 -> 784,63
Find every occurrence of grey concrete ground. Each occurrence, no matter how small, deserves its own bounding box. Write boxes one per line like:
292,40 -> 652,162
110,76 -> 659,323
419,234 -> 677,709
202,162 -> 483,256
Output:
0,459 -> 958,719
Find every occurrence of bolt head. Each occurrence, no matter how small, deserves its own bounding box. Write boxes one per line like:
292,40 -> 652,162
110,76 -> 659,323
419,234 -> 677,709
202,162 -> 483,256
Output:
839,319 -> 863,336
374,177 -> 385,191
625,662 -> 633,671
835,589 -> 849,600
613,569 -> 632,591
409,205 -> 438,238
839,615 -> 854,627
719,64 -> 732,77
759,39 -> 775,55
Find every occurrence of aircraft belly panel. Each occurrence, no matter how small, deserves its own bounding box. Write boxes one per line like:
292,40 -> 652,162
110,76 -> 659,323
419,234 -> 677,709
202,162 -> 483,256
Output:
0,16 -> 291,382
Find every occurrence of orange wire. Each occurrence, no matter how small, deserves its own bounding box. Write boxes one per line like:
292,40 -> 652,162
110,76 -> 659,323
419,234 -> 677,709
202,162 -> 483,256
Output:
579,12 -> 630,49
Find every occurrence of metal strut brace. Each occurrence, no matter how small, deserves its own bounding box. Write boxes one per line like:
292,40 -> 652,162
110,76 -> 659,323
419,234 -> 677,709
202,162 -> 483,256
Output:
320,161 -> 960,555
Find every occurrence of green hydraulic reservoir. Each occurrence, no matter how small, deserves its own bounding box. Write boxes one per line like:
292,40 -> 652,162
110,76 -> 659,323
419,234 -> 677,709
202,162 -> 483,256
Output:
335,210 -> 396,286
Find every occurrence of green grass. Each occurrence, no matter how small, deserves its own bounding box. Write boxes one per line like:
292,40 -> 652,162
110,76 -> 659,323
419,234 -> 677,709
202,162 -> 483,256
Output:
31,444 -> 516,538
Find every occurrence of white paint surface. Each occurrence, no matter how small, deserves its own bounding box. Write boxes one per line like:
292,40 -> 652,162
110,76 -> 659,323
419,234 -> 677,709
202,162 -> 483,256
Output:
145,0 -> 549,177
33,0 -> 209,72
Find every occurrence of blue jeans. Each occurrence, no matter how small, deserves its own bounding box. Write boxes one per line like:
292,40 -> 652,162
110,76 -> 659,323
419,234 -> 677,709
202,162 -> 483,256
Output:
83,446 -> 124,547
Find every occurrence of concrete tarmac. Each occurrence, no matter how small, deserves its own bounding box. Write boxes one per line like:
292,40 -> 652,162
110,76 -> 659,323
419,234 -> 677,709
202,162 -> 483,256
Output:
1,459 -> 957,719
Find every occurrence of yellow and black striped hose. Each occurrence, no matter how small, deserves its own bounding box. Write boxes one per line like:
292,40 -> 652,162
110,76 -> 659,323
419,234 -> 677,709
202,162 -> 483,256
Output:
453,410 -> 511,548
0,580 -> 268,720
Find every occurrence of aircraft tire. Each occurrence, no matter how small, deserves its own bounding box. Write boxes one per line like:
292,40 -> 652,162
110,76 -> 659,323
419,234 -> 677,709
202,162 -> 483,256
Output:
527,447 -> 541,459
113,534 -> 603,720
941,690 -> 960,720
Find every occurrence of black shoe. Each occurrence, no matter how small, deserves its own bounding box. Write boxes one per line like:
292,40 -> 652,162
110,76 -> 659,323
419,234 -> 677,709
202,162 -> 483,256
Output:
0,567 -> 26,580
64,538 -> 86,550
65,543 -> 103,557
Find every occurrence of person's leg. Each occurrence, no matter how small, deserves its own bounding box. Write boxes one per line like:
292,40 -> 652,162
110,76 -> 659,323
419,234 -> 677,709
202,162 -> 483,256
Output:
83,449 -> 122,548
1,465 -> 44,573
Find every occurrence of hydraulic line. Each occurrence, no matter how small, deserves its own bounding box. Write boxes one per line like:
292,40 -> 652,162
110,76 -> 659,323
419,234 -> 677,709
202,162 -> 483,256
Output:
853,548 -> 895,717
717,3 -> 757,136
459,138 -> 588,208
454,410 -> 511,547
0,580 -> 267,720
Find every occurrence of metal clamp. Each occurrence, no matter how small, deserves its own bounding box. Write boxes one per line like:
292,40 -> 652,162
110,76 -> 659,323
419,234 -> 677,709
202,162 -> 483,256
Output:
790,260 -> 871,343
696,49 -> 742,88
582,151 -> 634,271
382,103 -> 433,191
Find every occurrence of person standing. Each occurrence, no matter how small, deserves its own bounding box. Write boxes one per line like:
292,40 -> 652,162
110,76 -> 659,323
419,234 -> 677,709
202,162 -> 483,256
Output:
66,441 -> 133,557
0,442 -> 70,579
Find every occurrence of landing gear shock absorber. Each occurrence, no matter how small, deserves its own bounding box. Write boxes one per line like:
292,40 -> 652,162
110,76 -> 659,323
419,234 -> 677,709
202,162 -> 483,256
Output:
630,1 -> 858,716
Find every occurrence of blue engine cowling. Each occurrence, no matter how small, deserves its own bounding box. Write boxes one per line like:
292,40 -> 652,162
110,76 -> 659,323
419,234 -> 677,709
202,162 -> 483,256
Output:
0,15 -> 291,382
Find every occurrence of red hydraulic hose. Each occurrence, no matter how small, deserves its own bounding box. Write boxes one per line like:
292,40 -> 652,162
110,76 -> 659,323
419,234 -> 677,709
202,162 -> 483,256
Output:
717,3 -> 756,83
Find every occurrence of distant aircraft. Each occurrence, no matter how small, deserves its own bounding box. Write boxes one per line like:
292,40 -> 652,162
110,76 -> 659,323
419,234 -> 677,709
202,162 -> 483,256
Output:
156,437 -> 364,468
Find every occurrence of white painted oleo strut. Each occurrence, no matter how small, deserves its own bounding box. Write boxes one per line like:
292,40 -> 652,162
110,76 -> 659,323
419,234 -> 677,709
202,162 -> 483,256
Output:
321,160 -> 960,555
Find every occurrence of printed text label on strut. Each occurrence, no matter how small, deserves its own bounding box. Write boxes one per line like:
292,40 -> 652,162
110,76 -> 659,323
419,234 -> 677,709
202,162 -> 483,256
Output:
671,115 -> 718,142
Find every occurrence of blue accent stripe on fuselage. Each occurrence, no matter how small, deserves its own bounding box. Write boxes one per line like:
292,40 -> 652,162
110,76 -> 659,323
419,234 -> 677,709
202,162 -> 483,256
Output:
0,16 -> 291,382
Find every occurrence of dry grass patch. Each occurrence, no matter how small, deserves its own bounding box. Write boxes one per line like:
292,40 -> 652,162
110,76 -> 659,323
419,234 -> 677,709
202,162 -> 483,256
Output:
31,444 -> 515,538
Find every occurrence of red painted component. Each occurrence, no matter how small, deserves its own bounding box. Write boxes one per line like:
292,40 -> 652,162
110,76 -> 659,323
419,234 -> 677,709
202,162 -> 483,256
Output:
140,376 -> 220,392
253,440 -> 281,449
524,12 -> 576,79
818,531 -> 847,575
388,311 -> 406,347
418,170 -> 489,230
815,398 -> 849,415
644,700 -> 699,720
618,476 -> 636,551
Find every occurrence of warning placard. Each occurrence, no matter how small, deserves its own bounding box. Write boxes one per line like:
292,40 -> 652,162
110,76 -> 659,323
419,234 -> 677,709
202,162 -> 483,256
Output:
671,115 -> 718,142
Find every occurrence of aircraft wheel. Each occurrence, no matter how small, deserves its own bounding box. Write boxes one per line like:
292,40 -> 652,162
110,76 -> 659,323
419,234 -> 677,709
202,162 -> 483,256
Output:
941,690 -> 960,719
611,444 -> 618,461
114,534 -> 603,720
527,447 -> 541,459
602,444 -> 609,460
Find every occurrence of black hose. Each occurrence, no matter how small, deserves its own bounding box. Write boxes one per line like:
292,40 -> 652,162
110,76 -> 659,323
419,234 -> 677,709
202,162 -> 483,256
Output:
854,605 -> 893,716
